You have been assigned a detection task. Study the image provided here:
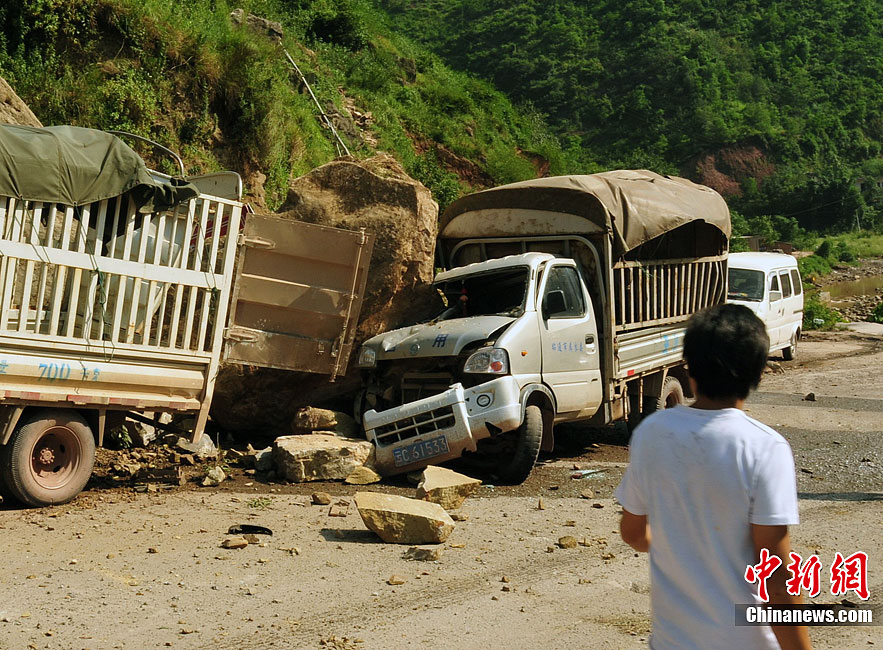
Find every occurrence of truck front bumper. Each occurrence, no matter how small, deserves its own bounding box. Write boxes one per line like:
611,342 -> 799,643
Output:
363,376 -> 523,475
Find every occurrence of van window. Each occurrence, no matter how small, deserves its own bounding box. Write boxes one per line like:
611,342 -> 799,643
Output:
790,269 -> 802,295
728,268 -> 764,301
779,271 -> 792,298
769,274 -> 780,300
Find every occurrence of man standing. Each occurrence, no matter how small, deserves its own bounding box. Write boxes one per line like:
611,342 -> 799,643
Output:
616,304 -> 811,649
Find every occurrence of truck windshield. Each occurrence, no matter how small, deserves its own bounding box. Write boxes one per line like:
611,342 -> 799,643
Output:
435,267 -> 529,319
727,268 -> 765,302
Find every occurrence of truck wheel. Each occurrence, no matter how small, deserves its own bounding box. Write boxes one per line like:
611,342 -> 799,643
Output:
656,376 -> 685,411
783,331 -> 797,361
0,410 -> 95,507
497,405 -> 543,484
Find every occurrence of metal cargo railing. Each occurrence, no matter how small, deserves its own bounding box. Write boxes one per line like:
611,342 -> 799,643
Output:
0,193 -> 242,359
612,256 -> 727,332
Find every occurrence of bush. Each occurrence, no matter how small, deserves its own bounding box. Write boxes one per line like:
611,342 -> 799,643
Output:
798,254 -> 832,279
803,294 -> 844,330
814,239 -> 833,258
871,302 -> 883,324
835,240 -> 857,262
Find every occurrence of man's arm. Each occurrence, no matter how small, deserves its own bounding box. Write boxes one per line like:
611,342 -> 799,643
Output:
751,524 -> 812,650
620,509 -> 651,552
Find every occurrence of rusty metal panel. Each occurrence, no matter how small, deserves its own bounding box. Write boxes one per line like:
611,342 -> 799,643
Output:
224,216 -> 373,378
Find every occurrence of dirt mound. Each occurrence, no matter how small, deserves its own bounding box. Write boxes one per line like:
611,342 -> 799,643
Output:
0,76 -> 42,127
210,154 -> 439,436
687,145 -> 775,198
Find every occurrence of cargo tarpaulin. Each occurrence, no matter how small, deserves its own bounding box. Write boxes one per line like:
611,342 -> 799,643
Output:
0,125 -> 198,213
440,169 -> 731,258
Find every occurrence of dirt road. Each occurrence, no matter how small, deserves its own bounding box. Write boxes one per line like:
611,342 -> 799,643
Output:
1,331 -> 882,650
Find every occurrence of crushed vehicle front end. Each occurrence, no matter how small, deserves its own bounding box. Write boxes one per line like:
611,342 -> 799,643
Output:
356,255 -> 547,475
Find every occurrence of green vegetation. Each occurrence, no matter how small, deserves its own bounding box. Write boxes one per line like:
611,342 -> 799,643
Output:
803,294 -> 844,331
0,0 -> 570,209
871,302 -> 883,324
379,0 -> 883,233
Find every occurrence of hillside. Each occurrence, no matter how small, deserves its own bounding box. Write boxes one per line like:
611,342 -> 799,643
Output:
379,0 -> 883,234
0,0 -> 571,211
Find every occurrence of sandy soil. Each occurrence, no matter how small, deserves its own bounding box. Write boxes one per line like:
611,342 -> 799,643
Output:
1,331 -> 882,650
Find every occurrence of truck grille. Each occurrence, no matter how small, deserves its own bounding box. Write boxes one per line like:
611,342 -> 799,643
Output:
372,405 -> 456,447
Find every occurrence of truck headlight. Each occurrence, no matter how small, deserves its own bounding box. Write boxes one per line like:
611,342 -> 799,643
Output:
357,346 -> 376,368
463,347 -> 509,374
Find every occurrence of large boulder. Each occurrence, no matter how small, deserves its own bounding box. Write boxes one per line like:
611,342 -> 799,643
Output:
273,433 -> 374,482
416,466 -> 482,510
211,155 -> 439,436
275,153 -> 439,342
355,492 -> 455,544
0,77 -> 42,127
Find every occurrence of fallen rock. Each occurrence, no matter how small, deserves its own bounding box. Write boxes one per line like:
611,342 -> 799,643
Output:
386,575 -> 406,586
201,466 -> 226,487
0,77 -> 42,127
580,489 -> 595,499
355,492 -> 455,544
221,536 -> 249,549
312,492 -> 332,505
329,499 -> 350,517
273,434 -> 374,482
803,392 -> 817,402
293,407 -> 359,437
403,546 -> 443,561
558,536 -> 578,549
254,446 -> 274,473
415,466 -> 481,510
345,465 -> 382,485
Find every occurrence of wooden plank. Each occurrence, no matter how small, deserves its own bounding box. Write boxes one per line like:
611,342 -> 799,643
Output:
64,203 -> 92,338
48,205 -> 75,336
183,199 -> 211,350
17,202 -> 41,332
125,211 -> 151,343
197,200 -> 224,350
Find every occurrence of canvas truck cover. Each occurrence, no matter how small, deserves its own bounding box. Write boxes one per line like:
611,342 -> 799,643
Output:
439,169 -> 730,259
0,125 -> 198,212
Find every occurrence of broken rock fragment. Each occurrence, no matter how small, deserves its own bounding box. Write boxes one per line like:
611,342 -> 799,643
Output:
355,492 -> 455,544
345,465 -> 382,485
415,466 -> 481,510
273,434 -> 373,482
403,546 -> 443,561
292,407 -> 359,437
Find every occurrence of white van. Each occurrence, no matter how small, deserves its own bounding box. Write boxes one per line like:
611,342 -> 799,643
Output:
727,252 -> 804,360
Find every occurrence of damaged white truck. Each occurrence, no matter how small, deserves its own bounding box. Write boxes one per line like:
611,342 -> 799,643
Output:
357,170 -> 731,482
0,125 -> 372,507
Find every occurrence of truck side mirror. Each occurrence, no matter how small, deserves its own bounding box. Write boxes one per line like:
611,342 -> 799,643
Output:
769,290 -> 782,303
544,289 -> 568,318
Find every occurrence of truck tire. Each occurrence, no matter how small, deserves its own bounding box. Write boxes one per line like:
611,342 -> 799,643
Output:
782,330 -> 797,361
497,405 -> 543,484
0,409 -> 95,507
656,376 -> 685,411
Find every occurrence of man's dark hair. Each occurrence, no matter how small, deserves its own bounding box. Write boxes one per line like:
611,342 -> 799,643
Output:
684,304 -> 769,400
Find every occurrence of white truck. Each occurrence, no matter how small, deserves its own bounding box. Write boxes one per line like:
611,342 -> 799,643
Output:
356,170 -> 731,481
0,125 -> 373,506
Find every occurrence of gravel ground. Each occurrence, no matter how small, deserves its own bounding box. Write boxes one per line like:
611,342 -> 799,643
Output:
1,331 -> 881,649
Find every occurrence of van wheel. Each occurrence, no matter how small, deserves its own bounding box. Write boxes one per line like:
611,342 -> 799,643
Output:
0,410 -> 95,508
497,405 -> 543,484
656,376 -> 685,411
783,331 -> 797,361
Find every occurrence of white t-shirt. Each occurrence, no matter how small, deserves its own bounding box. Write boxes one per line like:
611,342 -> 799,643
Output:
615,405 -> 799,650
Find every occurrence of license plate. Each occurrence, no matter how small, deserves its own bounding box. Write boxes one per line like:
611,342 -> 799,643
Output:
392,435 -> 450,467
